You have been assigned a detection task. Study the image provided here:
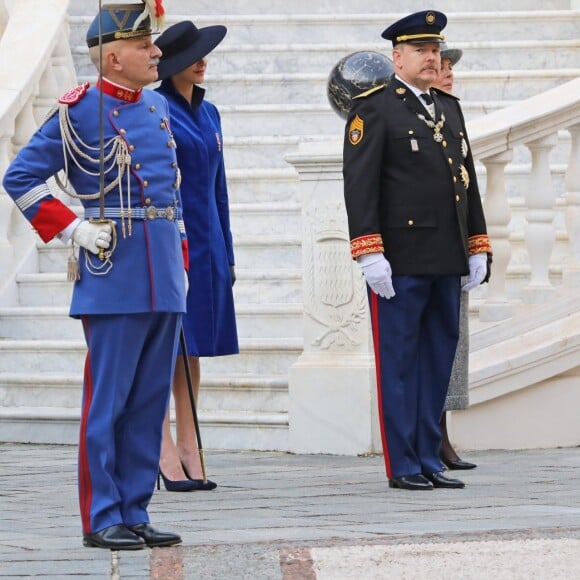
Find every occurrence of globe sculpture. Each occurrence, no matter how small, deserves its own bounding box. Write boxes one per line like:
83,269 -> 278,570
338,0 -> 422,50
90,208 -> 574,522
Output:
327,51 -> 394,119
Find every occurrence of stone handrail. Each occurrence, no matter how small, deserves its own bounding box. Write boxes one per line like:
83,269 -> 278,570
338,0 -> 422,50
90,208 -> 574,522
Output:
0,0 -> 75,305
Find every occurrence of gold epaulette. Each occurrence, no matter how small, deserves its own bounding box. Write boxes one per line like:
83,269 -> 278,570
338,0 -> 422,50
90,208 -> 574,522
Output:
352,84 -> 386,100
432,87 -> 460,100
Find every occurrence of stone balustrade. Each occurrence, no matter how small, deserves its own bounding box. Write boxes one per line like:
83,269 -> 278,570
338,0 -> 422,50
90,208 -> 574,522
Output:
0,0 -> 75,305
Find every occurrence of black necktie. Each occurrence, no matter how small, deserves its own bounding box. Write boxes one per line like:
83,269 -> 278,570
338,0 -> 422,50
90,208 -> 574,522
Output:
420,92 -> 433,105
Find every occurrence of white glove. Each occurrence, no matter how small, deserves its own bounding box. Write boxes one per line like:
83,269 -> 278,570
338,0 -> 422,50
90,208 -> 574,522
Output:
184,270 -> 189,295
462,253 -> 488,291
72,220 -> 112,255
357,253 -> 395,299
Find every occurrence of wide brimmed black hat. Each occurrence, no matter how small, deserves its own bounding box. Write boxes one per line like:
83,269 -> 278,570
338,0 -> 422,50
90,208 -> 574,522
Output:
155,20 -> 227,80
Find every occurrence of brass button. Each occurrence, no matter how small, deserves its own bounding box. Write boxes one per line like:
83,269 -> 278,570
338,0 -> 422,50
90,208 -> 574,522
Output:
119,128 -> 126,135
448,157 -> 453,164
160,122 -> 166,129
167,140 -> 174,148
171,162 -> 177,168
145,198 -> 152,205
173,182 -> 179,188
408,219 -> 414,226
442,140 -> 447,147
143,180 -> 149,187
408,130 -> 414,135
135,163 -> 141,170
113,110 -> 119,117
453,176 -> 457,183
456,195 -> 460,202
129,144 -> 135,152
150,105 -> 156,112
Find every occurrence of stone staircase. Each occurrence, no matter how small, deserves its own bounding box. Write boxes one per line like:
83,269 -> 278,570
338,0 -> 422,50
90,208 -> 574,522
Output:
0,0 -> 578,448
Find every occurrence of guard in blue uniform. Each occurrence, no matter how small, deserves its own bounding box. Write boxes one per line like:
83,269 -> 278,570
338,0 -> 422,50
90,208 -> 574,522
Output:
3,1 -> 187,549
343,10 -> 492,491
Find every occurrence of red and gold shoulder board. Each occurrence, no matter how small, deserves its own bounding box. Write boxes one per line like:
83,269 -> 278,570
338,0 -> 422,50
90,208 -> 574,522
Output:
59,82 -> 90,106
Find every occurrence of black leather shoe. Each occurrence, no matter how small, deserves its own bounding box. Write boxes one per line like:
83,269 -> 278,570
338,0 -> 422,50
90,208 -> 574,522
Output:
388,474 -> 433,490
128,523 -> 182,547
83,524 -> 145,550
440,455 -> 477,470
425,471 -> 465,489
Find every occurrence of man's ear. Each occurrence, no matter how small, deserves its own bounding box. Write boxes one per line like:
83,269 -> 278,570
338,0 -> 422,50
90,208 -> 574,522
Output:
107,50 -> 122,72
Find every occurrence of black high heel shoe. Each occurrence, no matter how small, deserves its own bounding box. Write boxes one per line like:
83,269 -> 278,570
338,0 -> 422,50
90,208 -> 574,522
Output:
157,469 -> 200,492
440,455 -> 477,470
181,463 -> 218,490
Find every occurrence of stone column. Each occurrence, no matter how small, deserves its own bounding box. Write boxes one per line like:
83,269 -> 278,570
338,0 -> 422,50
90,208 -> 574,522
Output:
563,123 -> 580,287
286,140 -> 380,455
522,134 -> 558,303
479,150 -> 513,322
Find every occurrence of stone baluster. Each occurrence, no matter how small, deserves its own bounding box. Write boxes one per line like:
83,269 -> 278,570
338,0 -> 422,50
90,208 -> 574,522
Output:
562,123 -> 580,287
13,95 -> 38,153
521,134 -> 558,303
34,63 -> 59,126
0,0 -> 9,39
0,129 -> 15,271
478,150 -> 513,322
52,33 -> 77,94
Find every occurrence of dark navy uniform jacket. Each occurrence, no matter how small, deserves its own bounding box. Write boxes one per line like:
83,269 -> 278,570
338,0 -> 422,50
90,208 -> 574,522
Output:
343,75 -> 491,273
3,82 -> 188,317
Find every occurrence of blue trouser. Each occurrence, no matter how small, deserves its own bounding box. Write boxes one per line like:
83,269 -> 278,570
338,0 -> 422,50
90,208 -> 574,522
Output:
368,275 -> 460,479
78,312 -> 181,534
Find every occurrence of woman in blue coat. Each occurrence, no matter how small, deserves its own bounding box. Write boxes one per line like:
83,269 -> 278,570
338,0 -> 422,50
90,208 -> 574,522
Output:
155,20 -> 238,490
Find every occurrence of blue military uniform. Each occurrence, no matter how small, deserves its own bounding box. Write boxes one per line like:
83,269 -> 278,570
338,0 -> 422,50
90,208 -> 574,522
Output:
343,11 -> 491,485
3,4 -> 187,540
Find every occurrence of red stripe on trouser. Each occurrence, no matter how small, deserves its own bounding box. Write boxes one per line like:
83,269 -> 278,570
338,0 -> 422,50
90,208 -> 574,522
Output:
369,292 -> 393,478
79,317 -> 93,534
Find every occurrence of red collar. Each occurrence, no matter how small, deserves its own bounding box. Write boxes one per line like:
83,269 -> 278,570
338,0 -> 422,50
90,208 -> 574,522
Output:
98,77 -> 142,103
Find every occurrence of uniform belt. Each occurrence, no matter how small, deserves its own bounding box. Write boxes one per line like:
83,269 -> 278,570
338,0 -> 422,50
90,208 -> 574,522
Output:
84,206 -> 178,221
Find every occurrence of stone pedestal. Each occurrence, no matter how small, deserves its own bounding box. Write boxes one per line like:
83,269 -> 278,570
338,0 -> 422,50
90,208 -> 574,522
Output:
286,140 -> 380,455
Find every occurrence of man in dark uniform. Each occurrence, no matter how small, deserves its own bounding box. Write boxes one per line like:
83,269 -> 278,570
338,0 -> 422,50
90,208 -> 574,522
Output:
343,10 -> 491,490
3,2 -> 187,548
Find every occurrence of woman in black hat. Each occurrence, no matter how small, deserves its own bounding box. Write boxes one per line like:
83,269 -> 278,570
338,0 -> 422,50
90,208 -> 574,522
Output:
154,21 -> 239,491
432,43 -> 477,471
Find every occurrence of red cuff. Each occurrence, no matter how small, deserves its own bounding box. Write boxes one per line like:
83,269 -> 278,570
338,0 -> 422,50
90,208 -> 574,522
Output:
350,234 -> 384,259
30,199 -> 78,243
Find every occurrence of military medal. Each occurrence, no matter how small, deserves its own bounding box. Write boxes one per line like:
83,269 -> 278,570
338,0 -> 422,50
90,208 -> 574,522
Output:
459,164 -> 470,189
416,112 -> 445,142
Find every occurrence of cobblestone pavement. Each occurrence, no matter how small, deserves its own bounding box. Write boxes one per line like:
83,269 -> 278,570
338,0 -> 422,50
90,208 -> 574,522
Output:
0,444 -> 579,578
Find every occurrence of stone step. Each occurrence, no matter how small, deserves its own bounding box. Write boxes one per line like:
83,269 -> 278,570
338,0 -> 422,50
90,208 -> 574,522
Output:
70,1 -> 572,17
0,406 -> 289,450
0,338 -> 303,375
16,267 -> 303,307
0,372 -> 289,413
70,38 -> 580,77
36,233 -> 302,273
77,69 -> 580,105
0,303 -> 303,340
219,101 -> 514,138
68,9 -> 579,45
227,132 -> 571,170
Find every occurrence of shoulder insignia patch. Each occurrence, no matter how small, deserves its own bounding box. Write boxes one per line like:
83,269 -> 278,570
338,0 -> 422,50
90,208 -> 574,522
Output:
352,84 -> 385,100
348,114 -> 364,146
59,82 -> 90,106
